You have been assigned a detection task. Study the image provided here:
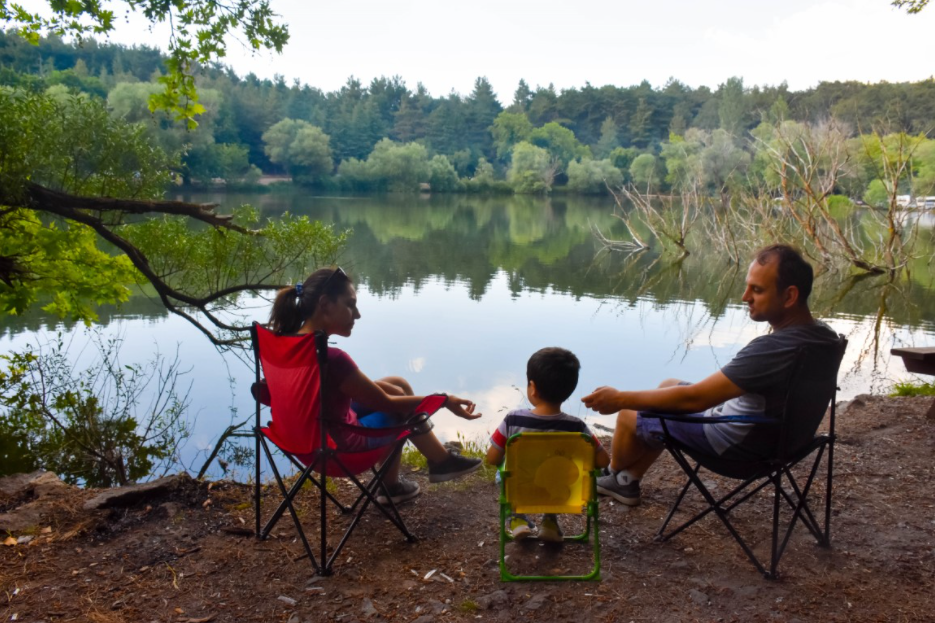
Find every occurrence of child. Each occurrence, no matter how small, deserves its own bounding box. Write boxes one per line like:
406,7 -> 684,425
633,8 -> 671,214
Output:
486,347 -> 610,542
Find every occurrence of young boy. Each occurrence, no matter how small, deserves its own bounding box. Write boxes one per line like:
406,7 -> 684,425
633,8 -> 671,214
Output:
486,347 -> 610,542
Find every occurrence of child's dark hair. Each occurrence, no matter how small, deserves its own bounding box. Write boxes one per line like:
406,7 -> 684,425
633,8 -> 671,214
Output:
268,267 -> 351,335
527,347 -> 580,404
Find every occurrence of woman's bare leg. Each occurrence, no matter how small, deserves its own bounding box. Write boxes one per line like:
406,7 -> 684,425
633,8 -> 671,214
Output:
375,377 -> 448,484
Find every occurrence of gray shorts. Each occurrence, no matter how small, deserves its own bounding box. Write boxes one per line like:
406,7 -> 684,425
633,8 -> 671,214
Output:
635,411 -> 716,455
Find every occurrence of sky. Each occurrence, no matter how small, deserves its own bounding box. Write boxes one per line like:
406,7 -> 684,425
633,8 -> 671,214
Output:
18,0 -> 935,102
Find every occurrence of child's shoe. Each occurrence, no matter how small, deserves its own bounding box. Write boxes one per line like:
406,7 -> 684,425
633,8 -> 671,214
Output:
508,516 -> 534,541
537,515 -> 564,543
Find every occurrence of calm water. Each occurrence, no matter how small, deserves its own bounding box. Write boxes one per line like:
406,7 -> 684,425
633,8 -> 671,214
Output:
3,191 -> 934,479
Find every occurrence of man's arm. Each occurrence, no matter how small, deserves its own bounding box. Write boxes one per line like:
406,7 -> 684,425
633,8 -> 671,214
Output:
581,370 -> 745,415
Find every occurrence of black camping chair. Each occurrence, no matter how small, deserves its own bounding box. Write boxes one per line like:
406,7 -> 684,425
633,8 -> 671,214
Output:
250,322 -> 447,576
643,335 -> 847,579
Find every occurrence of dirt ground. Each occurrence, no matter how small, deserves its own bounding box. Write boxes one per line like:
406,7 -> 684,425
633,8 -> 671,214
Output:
2,395 -> 934,623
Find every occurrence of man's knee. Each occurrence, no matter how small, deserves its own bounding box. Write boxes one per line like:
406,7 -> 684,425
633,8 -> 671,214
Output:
658,378 -> 687,389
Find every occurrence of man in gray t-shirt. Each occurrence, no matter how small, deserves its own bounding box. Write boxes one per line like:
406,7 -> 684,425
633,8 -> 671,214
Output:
582,244 -> 841,506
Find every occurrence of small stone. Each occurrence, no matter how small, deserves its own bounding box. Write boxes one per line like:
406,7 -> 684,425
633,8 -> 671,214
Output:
412,616 -> 434,623
277,595 -> 297,607
361,598 -> 378,617
476,590 -> 510,610
688,589 -> 709,605
523,593 -> 548,611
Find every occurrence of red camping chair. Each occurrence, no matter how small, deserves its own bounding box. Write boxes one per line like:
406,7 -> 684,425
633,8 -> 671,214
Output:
250,322 -> 447,576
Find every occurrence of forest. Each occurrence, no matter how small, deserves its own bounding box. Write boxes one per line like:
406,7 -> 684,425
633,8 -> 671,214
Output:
2,29 -> 934,198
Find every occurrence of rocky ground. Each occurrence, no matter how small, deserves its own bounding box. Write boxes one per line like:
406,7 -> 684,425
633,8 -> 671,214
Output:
2,395 -> 934,623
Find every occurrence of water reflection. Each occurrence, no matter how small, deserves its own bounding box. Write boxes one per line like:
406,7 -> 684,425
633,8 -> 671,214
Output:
2,191 -> 934,479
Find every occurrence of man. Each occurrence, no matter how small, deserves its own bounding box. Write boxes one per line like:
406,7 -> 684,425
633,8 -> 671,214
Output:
582,244 -> 840,506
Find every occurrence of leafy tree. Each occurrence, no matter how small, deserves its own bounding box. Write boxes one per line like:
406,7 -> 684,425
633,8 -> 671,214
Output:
661,131 -> 705,190
262,118 -> 334,184
490,111 -> 533,161
510,79 -> 532,113
566,158 -> 623,194
718,76 -> 748,137
465,76 -> 502,159
528,122 -> 591,172
628,98 -> 654,148
428,155 -> 461,192
2,0 -> 289,122
508,142 -> 554,194
596,116 -> 621,158
1,89 -> 345,344
629,153 -> 659,191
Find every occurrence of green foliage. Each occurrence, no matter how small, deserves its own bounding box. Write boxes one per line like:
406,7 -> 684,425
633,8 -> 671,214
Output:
262,118 -> 334,185
0,89 -> 173,322
892,0 -> 930,13
428,155 -> 461,192
123,206 -> 346,301
1,87 -> 347,337
0,332 -> 190,486
889,380 -> 935,396
566,158 -> 623,194
528,122 -> 591,171
490,112 -> 534,160
0,209 -> 137,322
629,153 -> 658,191
2,0 -> 289,122
863,179 -> 889,208
508,142 -> 554,194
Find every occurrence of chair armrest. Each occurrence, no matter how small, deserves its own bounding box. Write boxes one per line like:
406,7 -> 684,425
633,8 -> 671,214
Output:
640,412 -> 777,425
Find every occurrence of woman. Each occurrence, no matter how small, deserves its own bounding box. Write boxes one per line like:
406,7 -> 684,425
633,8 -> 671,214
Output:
268,267 -> 483,504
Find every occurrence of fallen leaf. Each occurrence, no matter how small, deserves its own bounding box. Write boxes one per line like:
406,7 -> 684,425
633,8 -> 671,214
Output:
3,536 -> 17,546
40,527 -> 52,534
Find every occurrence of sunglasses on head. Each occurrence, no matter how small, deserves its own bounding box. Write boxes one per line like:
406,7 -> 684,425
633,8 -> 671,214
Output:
319,266 -> 347,295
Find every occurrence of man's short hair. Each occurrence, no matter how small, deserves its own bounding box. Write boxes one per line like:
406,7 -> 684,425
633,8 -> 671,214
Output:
527,347 -> 581,404
754,244 -> 813,304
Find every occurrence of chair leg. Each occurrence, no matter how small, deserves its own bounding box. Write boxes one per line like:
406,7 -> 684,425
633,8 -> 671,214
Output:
259,437 -> 320,573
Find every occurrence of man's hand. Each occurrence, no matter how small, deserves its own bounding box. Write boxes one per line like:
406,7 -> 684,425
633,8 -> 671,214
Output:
581,386 -> 624,414
446,395 -> 483,420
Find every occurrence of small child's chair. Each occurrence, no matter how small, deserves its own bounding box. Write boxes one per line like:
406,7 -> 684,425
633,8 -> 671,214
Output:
498,432 -> 601,581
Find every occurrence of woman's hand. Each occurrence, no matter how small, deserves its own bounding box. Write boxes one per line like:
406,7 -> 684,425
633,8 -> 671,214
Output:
581,386 -> 625,415
445,395 -> 482,420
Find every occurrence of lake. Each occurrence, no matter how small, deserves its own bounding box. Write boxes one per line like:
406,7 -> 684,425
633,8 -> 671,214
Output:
3,191 -> 934,479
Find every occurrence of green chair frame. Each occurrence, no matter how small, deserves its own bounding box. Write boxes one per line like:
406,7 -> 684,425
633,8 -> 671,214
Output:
498,432 -> 601,581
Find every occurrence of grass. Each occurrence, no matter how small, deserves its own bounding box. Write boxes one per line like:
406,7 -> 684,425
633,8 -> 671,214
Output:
401,432 -> 498,482
889,380 -> 935,397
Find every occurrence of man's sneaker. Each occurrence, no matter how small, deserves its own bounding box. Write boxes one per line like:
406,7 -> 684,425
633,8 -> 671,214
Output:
596,469 -> 642,506
375,478 -> 421,505
428,452 -> 482,483
537,515 -> 564,543
508,516 -> 533,541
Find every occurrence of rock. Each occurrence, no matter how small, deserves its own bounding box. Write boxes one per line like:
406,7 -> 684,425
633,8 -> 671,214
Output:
0,470 -> 67,499
475,590 -> 509,610
522,593 -> 548,611
156,502 -> 182,519
411,616 -> 434,623
734,586 -> 759,599
424,600 -> 447,614
277,595 -> 297,607
361,598 -> 378,617
0,497 -> 48,533
688,589 -> 709,605
82,475 -> 184,510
